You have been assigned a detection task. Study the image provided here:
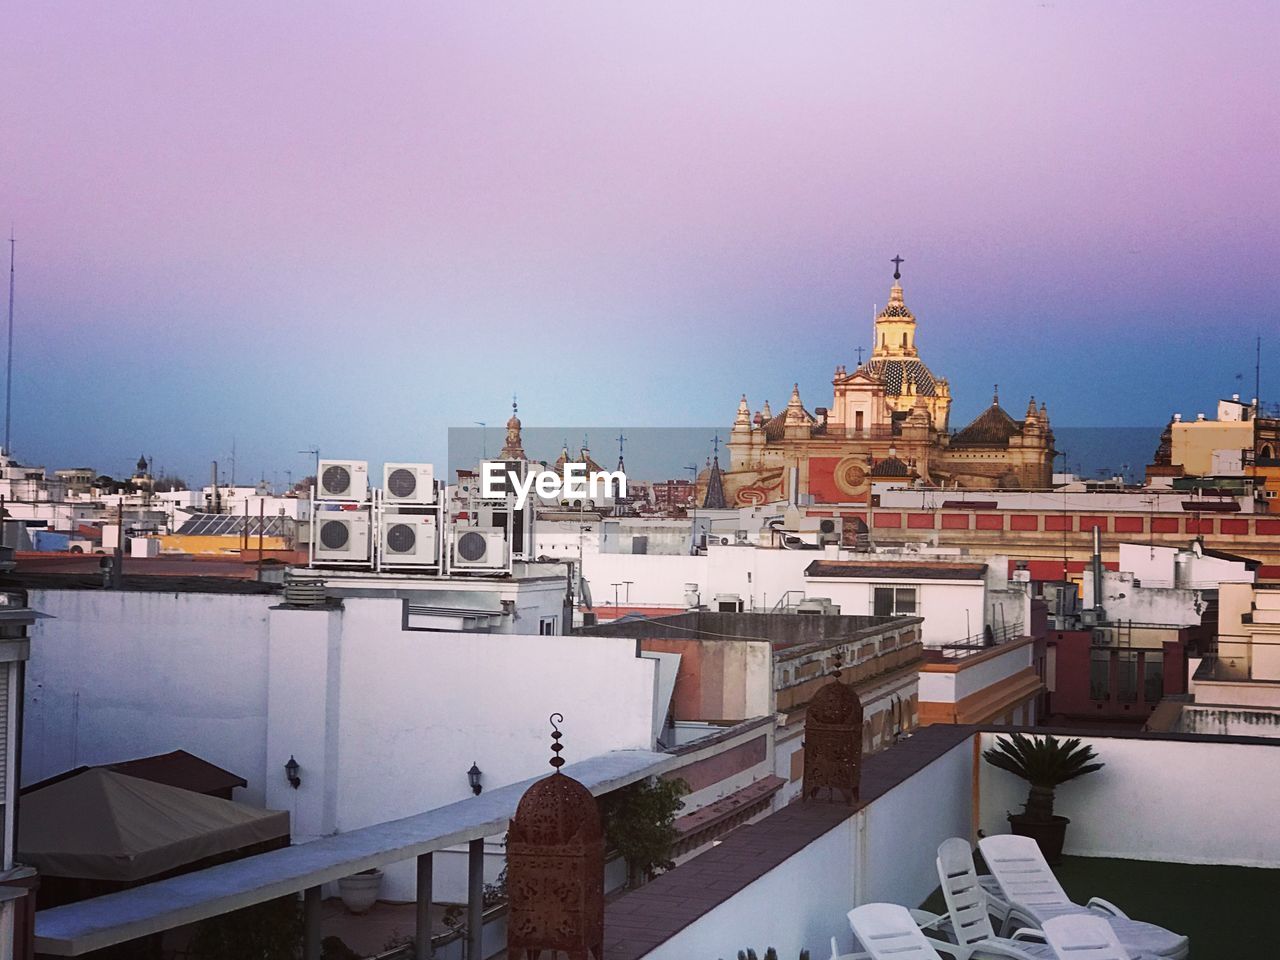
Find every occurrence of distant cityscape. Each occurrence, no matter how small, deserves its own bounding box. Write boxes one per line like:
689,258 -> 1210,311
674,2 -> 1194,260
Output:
2,4 -> 1277,960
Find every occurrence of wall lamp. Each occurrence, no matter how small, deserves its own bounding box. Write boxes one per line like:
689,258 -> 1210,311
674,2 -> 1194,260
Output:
467,761 -> 483,796
285,755 -> 301,790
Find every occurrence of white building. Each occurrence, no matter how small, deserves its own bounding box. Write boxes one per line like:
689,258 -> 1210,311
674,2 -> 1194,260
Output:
22,563 -> 682,902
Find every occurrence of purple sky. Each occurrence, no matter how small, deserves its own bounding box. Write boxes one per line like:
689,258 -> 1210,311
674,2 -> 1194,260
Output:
3,2 -> 1277,484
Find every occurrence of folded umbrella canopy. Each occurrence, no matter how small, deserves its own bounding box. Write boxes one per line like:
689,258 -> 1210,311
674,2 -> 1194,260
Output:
19,768 -> 289,882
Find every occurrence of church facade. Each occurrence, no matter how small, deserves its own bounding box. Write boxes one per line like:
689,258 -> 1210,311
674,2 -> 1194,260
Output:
721,270 -> 1055,506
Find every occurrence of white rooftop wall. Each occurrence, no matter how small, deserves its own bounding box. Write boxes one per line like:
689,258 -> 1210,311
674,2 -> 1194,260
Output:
24,587 -> 659,901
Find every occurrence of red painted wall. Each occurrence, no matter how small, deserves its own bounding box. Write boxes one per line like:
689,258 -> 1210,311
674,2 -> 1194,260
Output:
1049,629 -> 1188,721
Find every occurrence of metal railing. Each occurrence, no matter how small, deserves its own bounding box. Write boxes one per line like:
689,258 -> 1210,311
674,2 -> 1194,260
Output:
926,620 -> 1026,659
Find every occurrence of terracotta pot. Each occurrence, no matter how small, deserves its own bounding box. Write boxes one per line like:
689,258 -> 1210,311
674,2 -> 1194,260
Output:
1007,814 -> 1070,865
338,869 -> 382,914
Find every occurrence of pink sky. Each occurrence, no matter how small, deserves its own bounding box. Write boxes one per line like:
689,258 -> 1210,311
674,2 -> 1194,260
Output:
2,2 -> 1277,480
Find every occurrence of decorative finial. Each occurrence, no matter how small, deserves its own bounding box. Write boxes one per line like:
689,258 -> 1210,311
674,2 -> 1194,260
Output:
891,254 -> 904,281
549,712 -> 565,770
831,650 -> 843,680
712,433 -> 721,457
993,384 -> 999,406
512,393 -> 518,415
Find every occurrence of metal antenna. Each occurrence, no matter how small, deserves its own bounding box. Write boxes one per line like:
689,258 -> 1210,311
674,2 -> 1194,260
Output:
5,227 -> 14,455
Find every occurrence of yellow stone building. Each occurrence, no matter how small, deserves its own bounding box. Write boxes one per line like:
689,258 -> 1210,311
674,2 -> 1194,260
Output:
721,268 -> 1055,506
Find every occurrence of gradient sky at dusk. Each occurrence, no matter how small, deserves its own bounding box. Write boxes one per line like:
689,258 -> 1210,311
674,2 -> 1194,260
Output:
2,2 -> 1277,484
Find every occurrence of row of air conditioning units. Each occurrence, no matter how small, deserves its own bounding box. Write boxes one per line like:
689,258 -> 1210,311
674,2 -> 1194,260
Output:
313,508 -> 511,572
316,460 -> 435,504
311,458 -> 517,574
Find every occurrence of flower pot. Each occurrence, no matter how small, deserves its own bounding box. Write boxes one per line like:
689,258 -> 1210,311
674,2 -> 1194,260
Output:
1008,814 -> 1070,865
338,869 -> 382,914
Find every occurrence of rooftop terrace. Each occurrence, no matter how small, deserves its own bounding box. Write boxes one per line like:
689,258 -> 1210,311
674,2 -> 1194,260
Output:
33,721 -> 1280,960
601,725 -> 1280,960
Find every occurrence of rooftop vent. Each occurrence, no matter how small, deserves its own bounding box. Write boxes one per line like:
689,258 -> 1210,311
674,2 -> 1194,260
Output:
284,575 -> 327,607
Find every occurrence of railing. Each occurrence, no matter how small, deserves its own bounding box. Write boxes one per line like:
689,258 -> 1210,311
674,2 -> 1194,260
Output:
926,620 -> 1026,659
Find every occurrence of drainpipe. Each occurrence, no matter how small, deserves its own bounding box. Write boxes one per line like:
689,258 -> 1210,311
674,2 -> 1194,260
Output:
1091,525 -> 1104,618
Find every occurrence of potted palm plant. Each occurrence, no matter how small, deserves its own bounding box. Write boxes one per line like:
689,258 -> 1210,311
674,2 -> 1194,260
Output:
982,733 -> 1103,864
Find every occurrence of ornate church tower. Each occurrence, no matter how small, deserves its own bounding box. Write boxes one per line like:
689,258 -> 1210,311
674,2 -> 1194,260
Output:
499,397 -> 526,460
830,257 -> 951,435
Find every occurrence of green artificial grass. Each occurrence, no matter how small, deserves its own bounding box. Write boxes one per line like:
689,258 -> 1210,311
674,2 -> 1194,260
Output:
920,854 -> 1280,958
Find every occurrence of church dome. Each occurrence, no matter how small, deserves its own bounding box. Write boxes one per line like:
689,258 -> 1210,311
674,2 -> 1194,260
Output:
878,283 -> 915,319
951,398 -> 1023,447
856,357 -> 939,397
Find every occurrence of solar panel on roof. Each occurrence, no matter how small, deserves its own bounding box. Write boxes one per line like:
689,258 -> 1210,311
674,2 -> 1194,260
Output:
176,513 -> 288,537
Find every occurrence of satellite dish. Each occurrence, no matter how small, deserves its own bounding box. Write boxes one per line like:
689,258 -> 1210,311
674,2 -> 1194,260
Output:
580,577 -> 594,610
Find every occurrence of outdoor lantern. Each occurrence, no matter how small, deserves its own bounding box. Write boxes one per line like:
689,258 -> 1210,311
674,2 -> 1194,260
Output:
467,761 -> 483,795
285,755 -> 301,789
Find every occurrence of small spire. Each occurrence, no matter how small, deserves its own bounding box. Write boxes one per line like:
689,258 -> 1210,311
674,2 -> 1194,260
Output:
548,713 -> 565,770
761,399 -> 772,420
993,385 -> 1000,406
891,254 -> 904,281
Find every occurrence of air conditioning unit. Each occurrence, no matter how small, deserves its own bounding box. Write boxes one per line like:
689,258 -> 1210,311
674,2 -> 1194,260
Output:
317,460 -> 369,502
383,463 -> 435,504
451,526 -> 507,570
380,514 -> 438,567
314,510 -> 371,563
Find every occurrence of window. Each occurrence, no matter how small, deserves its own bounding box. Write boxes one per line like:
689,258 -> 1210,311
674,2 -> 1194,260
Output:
873,586 -> 917,616
1143,650 -> 1164,703
1117,650 -> 1139,703
855,410 -> 865,433
539,616 -> 558,636
1089,650 -> 1110,701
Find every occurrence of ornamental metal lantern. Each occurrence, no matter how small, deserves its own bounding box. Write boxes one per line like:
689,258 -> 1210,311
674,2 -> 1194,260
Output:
802,662 -> 864,804
506,713 -> 605,960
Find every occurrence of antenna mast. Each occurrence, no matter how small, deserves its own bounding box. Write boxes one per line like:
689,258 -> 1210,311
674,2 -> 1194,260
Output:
5,228 -> 14,455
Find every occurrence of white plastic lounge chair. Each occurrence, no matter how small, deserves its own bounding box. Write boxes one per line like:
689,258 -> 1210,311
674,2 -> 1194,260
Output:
1042,914 -> 1132,959
977,835 -> 1188,959
930,836 -> 1062,959
848,903 -> 945,959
